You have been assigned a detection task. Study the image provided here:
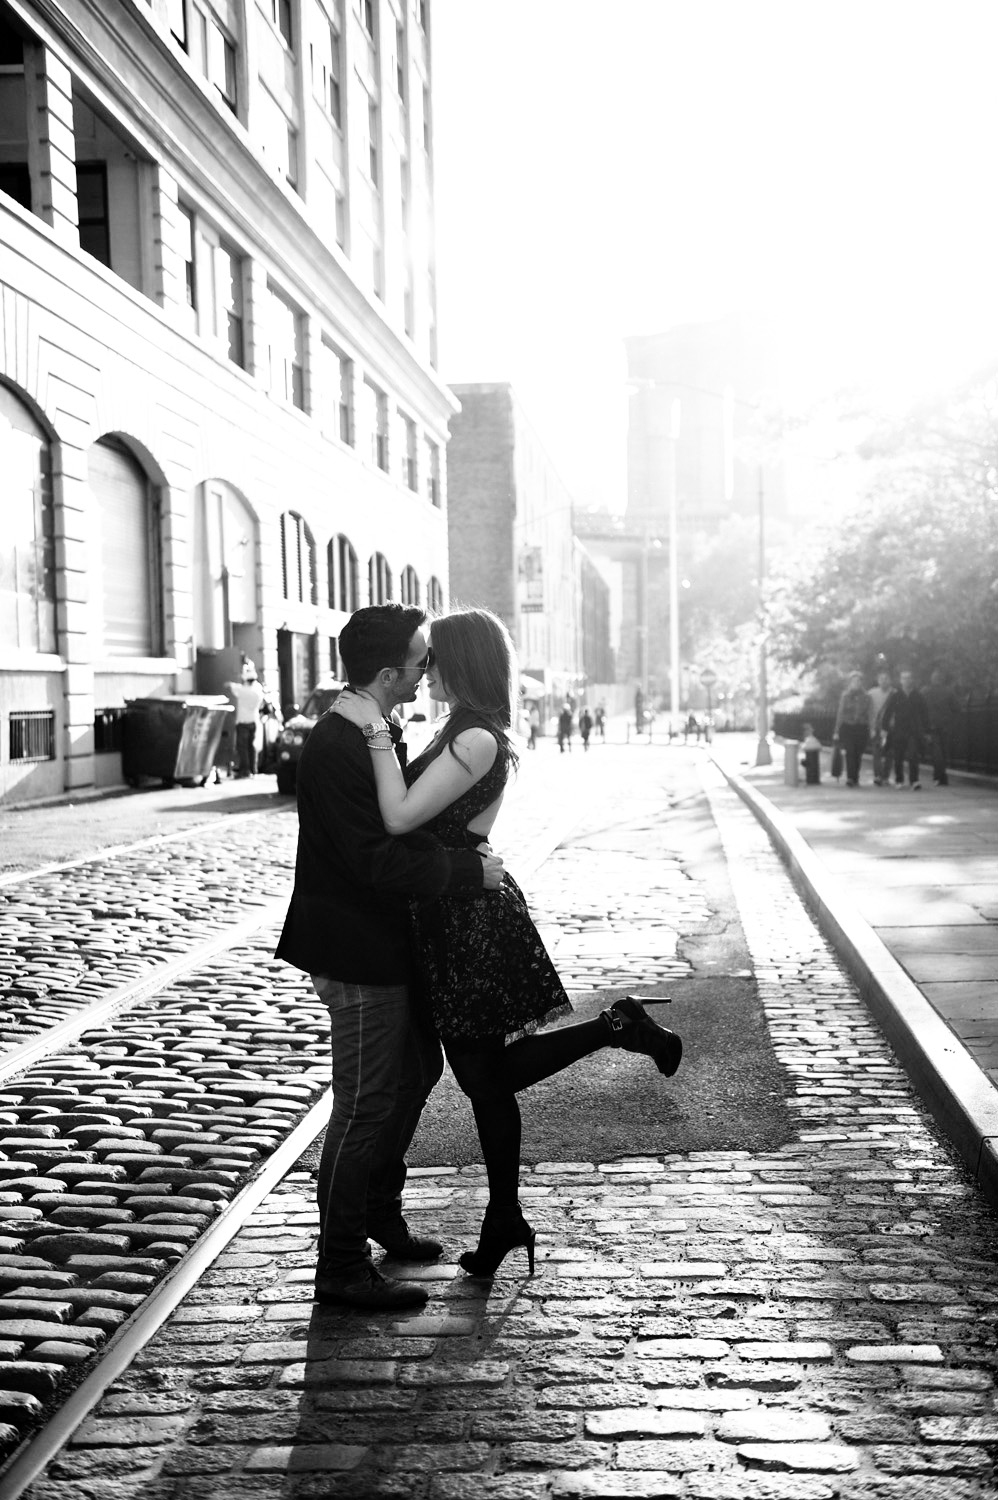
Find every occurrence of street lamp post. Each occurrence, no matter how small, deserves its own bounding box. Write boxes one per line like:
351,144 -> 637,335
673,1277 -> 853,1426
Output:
754,464 -> 772,767
668,399 -> 681,725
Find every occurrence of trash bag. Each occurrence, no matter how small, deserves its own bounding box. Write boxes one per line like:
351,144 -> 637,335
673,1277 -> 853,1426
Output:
830,744 -> 844,780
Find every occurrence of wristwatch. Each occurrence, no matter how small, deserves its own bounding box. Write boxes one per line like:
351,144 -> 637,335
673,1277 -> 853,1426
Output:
362,721 -> 391,741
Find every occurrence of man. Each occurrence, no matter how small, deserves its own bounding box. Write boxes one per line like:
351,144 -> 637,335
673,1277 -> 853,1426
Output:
276,603 -> 503,1310
880,668 -> 930,789
923,668 -> 960,786
833,669 -> 871,787
227,660 -> 265,777
867,666 -> 893,786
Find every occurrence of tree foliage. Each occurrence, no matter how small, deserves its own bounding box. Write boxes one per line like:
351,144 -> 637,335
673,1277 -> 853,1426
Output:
767,379 -> 998,692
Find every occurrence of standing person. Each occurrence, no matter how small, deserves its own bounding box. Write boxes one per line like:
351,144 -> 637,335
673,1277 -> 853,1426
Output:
881,668 -> 930,789
833,670 -> 872,787
578,705 -> 593,751
333,608 -> 682,1278
594,702 -> 606,740
557,701 -> 574,753
867,665 -> 894,786
227,660 -> 265,778
923,669 -> 960,786
527,702 -> 541,751
276,603 -> 504,1311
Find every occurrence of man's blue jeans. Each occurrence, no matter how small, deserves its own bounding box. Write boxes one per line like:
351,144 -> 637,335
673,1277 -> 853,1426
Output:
311,976 -> 443,1275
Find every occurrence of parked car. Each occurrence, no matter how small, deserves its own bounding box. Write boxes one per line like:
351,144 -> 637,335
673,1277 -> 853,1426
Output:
275,679 -> 346,795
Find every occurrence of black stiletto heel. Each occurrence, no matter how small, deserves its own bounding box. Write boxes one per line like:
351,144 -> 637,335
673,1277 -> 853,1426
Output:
459,1205 -> 536,1277
603,996 -> 683,1076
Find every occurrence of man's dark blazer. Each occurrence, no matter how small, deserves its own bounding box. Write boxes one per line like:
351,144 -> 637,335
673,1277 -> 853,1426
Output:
275,711 -> 483,985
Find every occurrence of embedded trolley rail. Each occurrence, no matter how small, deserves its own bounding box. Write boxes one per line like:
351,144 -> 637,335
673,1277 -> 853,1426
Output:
0,798 -> 579,1497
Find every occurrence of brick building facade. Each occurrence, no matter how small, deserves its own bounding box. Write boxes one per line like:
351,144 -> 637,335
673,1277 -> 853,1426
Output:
446,383 -> 613,718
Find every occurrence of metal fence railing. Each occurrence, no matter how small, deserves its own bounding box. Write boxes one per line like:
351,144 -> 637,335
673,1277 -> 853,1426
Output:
773,693 -> 998,778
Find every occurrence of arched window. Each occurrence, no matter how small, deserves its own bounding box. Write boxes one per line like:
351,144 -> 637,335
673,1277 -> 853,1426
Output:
427,575 -> 444,615
368,551 -> 392,604
0,385 -> 56,653
400,564 -> 420,606
328,534 -> 359,612
281,510 -> 317,604
89,437 -> 163,655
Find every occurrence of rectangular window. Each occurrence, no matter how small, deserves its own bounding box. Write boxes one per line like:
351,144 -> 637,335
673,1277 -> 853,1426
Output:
400,155 -> 409,232
362,0 -> 374,37
94,707 -> 125,754
401,413 -> 417,491
328,24 -> 342,124
207,20 -> 237,111
221,246 -> 245,366
334,190 -> 346,247
403,263 -> 414,337
268,285 -> 305,410
422,83 -> 430,151
364,379 -> 388,471
396,21 -> 405,97
168,0 -> 187,46
269,0 -> 293,47
9,710 -> 56,763
426,438 -> 440,506
180,203 -> 196,308
76,162 -> 110,267
286,123 -> 299,189
368,100 -> 379,185
323,338 -> 353,444
0,164 -> 31,213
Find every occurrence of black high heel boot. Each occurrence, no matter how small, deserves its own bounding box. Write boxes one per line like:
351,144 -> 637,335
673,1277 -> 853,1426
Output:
603,996 -> 683,1076
459,1204 -> 536,1277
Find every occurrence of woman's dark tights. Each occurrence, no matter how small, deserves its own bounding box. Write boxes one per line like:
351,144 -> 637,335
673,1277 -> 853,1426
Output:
445,1016 -> 610,1208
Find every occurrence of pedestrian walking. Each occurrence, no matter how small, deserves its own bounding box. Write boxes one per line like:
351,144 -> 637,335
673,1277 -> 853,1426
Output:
880,668 -> 931,789
579,705 -> 593,751
227,660 -> 265,778
333,607 -> 683,1279
923,668 -> 960,786
594,702 -> 606,740
867,666 -> 893,786
527,702 -> 540,751
833,670 -> 872,787
275,603 -> 504,1311
557,701 -> 574,753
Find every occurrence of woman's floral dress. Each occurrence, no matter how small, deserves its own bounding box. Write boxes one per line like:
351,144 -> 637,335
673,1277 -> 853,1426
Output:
406,729 -> 572,1044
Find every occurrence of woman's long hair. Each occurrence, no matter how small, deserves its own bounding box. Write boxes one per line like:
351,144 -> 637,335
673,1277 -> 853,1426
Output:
420,607 -> 519,771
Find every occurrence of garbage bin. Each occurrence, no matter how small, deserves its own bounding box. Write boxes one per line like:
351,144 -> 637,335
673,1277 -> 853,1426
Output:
123,696 -> 233,787
783,740 -> 800,787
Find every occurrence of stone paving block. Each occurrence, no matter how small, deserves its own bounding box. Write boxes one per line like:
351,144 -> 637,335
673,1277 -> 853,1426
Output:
871,1441 -> 994,1474
74,1413 -> 188,1446
243,1441 -> 368,1471
585,1408 -> 707,1439
275,1358 -> 399,1386
734,1441 -> 860,1472
615,1440 -> 726,1471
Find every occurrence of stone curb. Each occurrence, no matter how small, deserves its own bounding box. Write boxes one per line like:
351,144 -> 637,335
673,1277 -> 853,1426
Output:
713,756 -> 998,1210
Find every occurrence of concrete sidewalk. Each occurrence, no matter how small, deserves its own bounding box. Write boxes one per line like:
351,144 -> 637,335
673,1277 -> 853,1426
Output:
712,741 -> 998,1208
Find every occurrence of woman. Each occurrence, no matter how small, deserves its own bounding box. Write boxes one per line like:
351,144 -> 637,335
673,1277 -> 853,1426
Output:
333,607 -> 682,1276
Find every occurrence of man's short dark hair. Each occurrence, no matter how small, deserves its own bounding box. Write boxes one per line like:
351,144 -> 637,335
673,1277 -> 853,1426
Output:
338,603 -> 426,687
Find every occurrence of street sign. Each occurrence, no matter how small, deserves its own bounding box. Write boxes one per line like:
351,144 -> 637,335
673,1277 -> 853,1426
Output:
700,667 -> 717,687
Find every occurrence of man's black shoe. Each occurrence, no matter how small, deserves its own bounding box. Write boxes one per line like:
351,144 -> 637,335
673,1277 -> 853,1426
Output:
314,1263 -> 429,1310
368,1217 -> 443,1261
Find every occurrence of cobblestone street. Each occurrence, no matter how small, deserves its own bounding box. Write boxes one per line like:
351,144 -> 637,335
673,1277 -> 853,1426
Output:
12,747 -> 997,1500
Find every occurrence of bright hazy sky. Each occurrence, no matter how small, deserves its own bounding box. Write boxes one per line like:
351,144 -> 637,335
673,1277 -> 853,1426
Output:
431,0 -> 998,511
